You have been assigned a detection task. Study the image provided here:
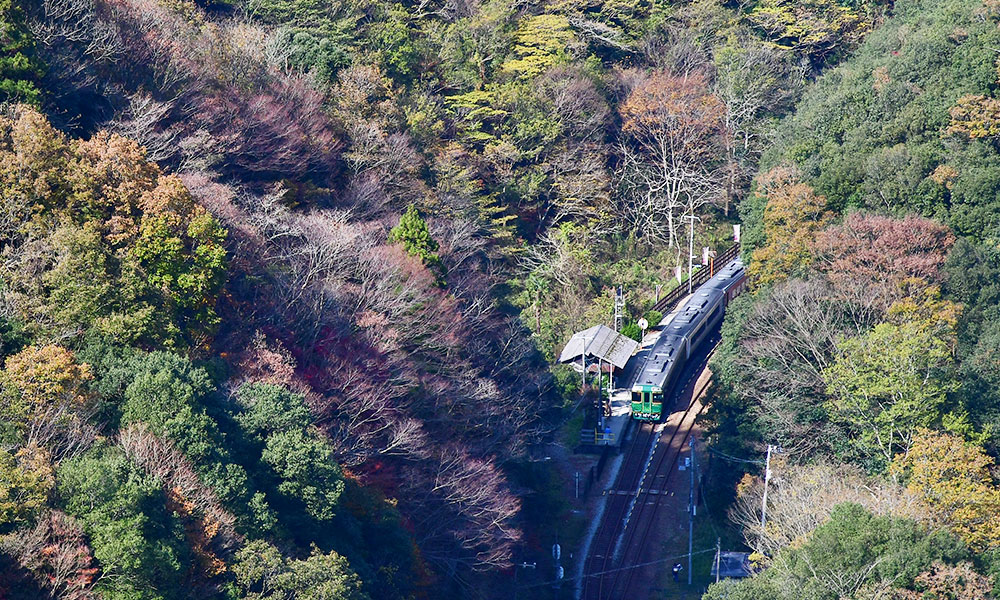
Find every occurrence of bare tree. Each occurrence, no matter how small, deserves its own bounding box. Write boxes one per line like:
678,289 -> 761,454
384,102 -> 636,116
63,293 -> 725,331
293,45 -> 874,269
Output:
615,70 -> 725,259
730,460 -> 928,558
402,447 -> 522,572
731,277 -> 850,457
117,424 -> 242,556
2,510 -> 100,599
713,36 -> 799,214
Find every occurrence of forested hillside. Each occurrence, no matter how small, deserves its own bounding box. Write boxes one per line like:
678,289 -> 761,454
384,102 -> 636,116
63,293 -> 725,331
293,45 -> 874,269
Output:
5,0 -> 998,597
708,0 -> 1000,597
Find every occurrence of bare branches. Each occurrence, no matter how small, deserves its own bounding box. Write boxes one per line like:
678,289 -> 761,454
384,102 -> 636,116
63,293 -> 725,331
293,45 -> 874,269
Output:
1,510 -> 100,600
118,423 -> 242,557
30,0 -> 341,180
403,447 -> 522,571
714,37 -> 799,212
730,461 -> 927,558
615,70 -> 726,253
731,277 -> 847,456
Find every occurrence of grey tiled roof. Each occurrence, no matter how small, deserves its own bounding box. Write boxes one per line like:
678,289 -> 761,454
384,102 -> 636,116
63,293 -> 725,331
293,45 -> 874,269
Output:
710,552 -> 753,579
558,325 -> 639,370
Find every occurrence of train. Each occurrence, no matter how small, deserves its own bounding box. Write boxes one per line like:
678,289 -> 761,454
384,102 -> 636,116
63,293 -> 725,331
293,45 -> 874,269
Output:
631,258 -> 747,421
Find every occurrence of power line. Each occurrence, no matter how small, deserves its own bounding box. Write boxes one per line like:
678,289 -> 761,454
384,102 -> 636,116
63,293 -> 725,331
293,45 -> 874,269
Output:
706,447 -> 765,465
518,548 -> 716,590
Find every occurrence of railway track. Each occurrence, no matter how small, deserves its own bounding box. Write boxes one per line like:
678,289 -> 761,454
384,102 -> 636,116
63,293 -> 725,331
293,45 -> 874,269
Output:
612,360 -> 713,599
581,421 -> 655,600
651,243 -> 740,315
581,345 -> 717,600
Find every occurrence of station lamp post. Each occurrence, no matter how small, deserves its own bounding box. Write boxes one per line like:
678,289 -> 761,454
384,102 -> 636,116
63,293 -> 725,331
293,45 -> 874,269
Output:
683,214 -> 701,294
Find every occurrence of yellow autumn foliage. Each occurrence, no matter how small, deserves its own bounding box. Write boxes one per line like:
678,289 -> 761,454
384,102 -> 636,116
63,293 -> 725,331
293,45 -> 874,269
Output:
892,429 -> 1000,553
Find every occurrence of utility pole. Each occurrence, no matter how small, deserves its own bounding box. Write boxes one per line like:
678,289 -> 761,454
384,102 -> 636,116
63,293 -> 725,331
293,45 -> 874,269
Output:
715,538 -> 721,584
597,356 -> 602,404
613,285 -> 625,332
513,561 -> 535,600
759,444 -> 774,555
683,215 -> 701,294
688,436 -> 696,585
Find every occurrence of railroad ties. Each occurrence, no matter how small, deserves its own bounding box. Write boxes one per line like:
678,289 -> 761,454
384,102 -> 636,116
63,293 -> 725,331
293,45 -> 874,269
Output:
581,352 -> 716,600
604,488 -> 672,495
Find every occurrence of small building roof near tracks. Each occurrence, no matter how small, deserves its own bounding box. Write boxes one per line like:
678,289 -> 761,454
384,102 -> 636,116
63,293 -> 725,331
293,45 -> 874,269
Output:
711,551 -> 754,580
558,325 -> 639,370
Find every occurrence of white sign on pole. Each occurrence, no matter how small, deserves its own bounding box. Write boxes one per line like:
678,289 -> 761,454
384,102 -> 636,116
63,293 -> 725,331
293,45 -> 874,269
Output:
702,246 -> 710,266
733,224 -> 741,243
638,318 -> 649,331
675,265 -> 682,284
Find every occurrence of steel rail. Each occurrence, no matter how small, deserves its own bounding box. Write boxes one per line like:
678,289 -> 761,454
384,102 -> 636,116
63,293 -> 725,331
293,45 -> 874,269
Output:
612,353 -> 715,598
581,422 -> 655,600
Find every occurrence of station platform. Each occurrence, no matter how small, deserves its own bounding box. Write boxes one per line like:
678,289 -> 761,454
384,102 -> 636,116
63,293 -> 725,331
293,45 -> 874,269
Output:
577,295 -> 693,449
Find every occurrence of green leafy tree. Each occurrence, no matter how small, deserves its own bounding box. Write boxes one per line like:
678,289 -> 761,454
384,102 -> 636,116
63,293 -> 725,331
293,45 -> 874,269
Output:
117,352 -> 263,531
260,430 -> 345,522
756,0 -> 1000,241
0,0 -> 42,105
501,15 -> 573,78
0,445 -> 53,532
235,384 -> 345,523
120,352 -> 218,461
388,204 -> 442,272
234,383 -> 312,438
704,503 -> 968,600
363,3 -> 421,83
620,321 -> 641,341
892,429 -> 1000,553
822,296 -> 959,468
229,540 -> 369,600
57,443 -> 192,600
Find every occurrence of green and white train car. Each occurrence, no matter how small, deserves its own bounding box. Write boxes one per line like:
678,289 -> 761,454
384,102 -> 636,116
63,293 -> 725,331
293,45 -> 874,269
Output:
631,259 -> 746,421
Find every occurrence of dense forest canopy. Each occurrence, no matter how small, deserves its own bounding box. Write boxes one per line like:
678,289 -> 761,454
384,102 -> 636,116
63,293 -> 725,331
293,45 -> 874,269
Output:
5,0 -> 1000,598
708,0 -> 1000,597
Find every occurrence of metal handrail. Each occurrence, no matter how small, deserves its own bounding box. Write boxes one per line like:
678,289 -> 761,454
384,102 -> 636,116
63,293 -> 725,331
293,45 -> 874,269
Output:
651,243 -> 740,315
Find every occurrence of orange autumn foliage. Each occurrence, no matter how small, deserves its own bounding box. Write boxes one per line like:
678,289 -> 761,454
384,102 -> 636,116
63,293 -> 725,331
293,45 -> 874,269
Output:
749,165 -> 834,287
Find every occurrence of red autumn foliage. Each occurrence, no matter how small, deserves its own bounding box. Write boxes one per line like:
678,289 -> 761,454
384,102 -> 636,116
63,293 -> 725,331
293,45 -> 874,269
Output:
813,213 -> 956,307
1,511 -> 99,600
